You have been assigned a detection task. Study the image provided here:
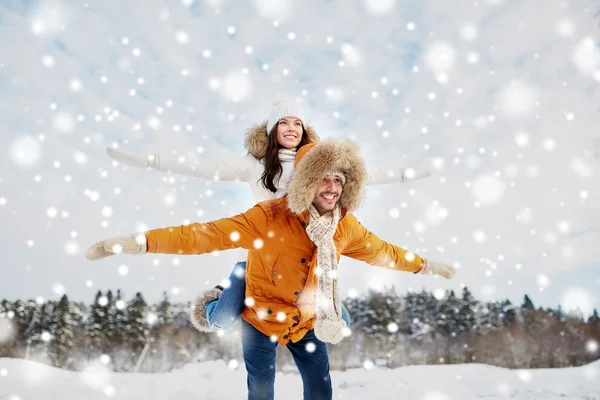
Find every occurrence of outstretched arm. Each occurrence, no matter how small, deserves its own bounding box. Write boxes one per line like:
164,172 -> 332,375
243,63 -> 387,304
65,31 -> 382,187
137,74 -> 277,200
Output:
341,214 -> 455,278
86,205 -> 270,260
367,162 -> 432,185
106,146 -> 254,182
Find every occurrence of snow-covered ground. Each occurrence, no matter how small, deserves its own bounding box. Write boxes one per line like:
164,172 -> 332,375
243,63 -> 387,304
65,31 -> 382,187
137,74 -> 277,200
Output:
0,358 -> 598,399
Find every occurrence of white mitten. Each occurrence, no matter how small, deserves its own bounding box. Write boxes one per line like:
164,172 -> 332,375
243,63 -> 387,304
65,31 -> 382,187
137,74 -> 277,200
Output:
86,234 -> 147,261
106,147 -> 158,169
419,259 -> 456,279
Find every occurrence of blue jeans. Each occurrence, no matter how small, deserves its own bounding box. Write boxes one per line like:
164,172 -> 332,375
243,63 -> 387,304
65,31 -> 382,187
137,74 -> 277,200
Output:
242,320 -> 332,400
206,262 -> 352,332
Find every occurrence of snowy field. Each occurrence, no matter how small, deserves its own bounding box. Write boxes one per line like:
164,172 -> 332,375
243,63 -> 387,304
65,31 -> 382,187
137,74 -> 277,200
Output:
0,358 -> 598,399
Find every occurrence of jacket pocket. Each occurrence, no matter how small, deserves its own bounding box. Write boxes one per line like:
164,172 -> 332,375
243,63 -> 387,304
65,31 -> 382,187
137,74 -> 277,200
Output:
264,252 -> 281,286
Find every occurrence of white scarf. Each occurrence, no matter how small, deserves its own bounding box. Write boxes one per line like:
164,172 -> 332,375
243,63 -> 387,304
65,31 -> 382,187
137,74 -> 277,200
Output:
306,203 -> 345,344
278,148 -> 296,162
276,148 -> 296,198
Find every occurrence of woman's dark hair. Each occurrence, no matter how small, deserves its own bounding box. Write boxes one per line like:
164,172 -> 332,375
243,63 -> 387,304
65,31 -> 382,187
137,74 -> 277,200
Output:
259,123 -> 310,193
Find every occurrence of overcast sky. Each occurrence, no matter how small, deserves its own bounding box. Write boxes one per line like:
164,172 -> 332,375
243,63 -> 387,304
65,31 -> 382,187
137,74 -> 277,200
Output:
1,0 -> 599,316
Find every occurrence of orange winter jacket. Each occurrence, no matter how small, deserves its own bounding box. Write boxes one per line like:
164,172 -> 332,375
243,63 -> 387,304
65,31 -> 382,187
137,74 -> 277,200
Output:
145,197 -> 424,345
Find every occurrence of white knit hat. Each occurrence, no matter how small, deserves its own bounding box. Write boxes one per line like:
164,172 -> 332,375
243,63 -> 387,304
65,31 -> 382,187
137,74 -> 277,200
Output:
326,171 -> 346,184
266,95 -> 305,134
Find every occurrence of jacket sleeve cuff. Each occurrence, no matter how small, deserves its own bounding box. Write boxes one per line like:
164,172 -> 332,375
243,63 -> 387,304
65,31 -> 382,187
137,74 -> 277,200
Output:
144,232 -> 155,253
413,259 -> 426,274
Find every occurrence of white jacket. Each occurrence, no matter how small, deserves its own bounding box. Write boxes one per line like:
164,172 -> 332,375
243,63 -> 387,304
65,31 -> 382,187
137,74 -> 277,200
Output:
108,148 -> 429,200
107,121 -> 431,260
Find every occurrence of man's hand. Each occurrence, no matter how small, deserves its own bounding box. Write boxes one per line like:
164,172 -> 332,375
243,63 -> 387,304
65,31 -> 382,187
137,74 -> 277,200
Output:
106,147 -> 157,169
86,234 -> 147,260
420,259 -> 456,279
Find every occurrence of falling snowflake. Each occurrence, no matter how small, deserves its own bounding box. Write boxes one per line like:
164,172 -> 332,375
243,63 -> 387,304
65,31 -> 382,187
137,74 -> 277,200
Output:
9,136 -> 42,167
47,207 -> 58,218
516,207 -> 533,223
572,37 -> 600,75
69,78 -> 83,92
364,0 -> 395,16
459,23 -> 478,41
569,158 -> 593,178
41,331 -> 52,342
175,31 -> 189,44
221,72 -> 252,102
517,370 -> 532,382
556,18 -> 575,38
117,265 -> 129,276
471,175 -> 506,205
561,288 -> 594,316
53,112 -> 75,133
473,230 -> 487,243
74,151 -> 88,165
497,81 -> 538,117
147,312 -> 158,325
340,43 -> 361,65
252,0 -> 293,20
305,342 -> 316,353
425,42 -> 456,72
52,282 -> 66,295
163,193 -> 176,206
543,138 -> 556,151
41,54 -> 55,68
147,116 -> 161,129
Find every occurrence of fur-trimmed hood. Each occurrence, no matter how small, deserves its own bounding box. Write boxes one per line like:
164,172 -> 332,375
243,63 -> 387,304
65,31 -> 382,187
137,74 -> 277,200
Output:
244,120 -> 320,160
287,139 -> 367,215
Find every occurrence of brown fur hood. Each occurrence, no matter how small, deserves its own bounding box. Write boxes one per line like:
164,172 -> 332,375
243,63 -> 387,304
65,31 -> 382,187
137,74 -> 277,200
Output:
287,139 -> 367,215
244,120 -> 320,160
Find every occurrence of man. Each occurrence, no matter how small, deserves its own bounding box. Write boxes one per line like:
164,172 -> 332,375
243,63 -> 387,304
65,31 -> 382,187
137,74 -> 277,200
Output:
86,139 -> 456,400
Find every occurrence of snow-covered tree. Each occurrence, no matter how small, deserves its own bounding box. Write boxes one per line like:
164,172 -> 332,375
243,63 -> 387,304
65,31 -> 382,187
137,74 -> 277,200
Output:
588,309 -> 600,327
359,288 -> 402,342
521,294 -> 535,310
436,290 -> 463,337
49,295 -> 76,368
460,287 -> 478,332
401,290 -> 438,338
156,291 -> 173,326
86,291 -> 108,356
126,292 -> 150,351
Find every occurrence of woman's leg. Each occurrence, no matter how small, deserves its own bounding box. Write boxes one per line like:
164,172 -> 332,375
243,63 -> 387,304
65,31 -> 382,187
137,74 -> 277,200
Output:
341,303 -> 352,327
206,261 -> 247,331
190,261 -> 247,332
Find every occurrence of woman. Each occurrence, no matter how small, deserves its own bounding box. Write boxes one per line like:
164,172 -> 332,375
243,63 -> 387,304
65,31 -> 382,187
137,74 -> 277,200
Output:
106,96 -> 431,333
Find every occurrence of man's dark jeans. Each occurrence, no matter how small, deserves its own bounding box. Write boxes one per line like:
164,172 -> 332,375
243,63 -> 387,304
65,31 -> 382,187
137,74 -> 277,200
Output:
241,320 -> 333,400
